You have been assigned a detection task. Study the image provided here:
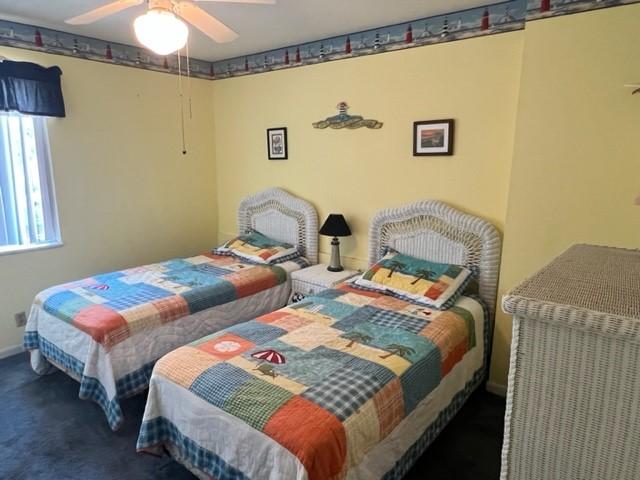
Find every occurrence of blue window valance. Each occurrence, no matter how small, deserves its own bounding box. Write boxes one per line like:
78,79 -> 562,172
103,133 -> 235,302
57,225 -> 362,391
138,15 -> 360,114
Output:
0,60 -> 65,118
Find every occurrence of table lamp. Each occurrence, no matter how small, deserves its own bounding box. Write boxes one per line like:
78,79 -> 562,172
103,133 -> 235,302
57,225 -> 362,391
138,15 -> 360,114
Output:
319,214 -> 352,272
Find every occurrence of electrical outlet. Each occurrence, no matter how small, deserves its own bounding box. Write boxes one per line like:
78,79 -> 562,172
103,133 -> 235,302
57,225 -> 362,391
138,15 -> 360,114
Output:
14,311 -> 27,327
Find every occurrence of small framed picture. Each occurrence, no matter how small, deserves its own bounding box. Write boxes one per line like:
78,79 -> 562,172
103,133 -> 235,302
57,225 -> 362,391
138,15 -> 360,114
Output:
413,119 -> 454,156
267,127 -> 288,160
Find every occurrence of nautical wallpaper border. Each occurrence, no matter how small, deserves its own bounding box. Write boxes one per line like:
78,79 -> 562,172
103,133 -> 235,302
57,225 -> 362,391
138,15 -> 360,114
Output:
0,19 -> 214,79
0,0 -> 638,81
211,0 -> 526,79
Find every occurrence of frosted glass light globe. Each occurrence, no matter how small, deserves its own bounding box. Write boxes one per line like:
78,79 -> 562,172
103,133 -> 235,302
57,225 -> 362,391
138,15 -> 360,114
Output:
134,9 -> 188,56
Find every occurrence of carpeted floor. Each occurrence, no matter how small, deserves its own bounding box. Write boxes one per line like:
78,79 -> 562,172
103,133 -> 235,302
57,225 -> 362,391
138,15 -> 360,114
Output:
0,352 -> 505,479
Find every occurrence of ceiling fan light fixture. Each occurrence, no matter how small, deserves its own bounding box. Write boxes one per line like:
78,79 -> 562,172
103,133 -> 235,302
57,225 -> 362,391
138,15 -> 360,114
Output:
134,8 -> 189,56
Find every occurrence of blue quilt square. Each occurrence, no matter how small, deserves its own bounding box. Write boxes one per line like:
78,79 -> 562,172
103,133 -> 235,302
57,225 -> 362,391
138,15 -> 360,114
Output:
43,291 -> 93,323
302,364 -> 387,420
85,278 -> 137,301
342,321 -> 434,364
307,345 -> 353,365
293,297 -> 359,320
190,363 -> 253,408
226,321 -> 286,345
182,281 -> 237,313
367,309 -> 428,334
252,341 -> 343,386
312,289 -> 344,300
92,271 -> 125,283
332,305 -> 379,331
343,355 -> 396,386
164,267 -> 226,288
400,345 -> 441,414
104,283 -> 172,310
195,263 -> 233,278
160,259 -> 193,272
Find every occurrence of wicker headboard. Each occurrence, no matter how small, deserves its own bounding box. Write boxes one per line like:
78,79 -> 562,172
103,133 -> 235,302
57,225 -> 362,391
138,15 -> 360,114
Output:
369,200 -> 501,318
238,188 -> 319,264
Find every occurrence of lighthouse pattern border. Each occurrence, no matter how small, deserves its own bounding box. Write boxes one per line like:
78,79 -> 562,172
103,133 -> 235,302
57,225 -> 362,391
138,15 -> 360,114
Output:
525,0 -> 640,20
0,0 -> 638,80
211,0 -> 526,79
0,19 -> 214,79
212,0 -> 640,79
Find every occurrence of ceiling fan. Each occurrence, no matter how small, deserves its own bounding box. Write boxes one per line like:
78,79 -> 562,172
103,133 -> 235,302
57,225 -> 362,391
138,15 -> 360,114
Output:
65,0 -> 275,55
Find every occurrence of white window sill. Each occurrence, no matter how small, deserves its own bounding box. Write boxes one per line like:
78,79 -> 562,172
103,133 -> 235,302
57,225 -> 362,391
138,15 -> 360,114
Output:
0,241 -> 64,257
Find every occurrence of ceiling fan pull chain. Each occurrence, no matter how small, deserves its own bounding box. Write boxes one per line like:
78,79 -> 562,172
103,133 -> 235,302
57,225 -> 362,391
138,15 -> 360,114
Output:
186,41 -> 193,121
177,51 -> 187,155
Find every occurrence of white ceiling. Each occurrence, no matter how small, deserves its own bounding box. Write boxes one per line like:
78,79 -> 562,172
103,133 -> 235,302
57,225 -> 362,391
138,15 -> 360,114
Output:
0,0 -> 495,62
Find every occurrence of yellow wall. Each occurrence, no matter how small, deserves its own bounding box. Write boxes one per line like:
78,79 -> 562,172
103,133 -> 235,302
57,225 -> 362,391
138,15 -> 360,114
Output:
213,4 -> 640,388
213,32 -> 524,269
490,6 -> 640,384
3,4 -> 638,388
0,47 -> 217,353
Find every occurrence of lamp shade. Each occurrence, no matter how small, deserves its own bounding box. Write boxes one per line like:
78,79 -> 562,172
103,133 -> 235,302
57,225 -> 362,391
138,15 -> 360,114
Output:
319,214 -> 351,237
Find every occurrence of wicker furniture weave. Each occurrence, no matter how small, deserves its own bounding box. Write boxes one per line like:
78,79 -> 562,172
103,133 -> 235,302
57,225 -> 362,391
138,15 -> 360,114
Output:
501,244 -> 640,480
368,200 -> 501,479
237,187 -> 318,264
369,200 -> 502,319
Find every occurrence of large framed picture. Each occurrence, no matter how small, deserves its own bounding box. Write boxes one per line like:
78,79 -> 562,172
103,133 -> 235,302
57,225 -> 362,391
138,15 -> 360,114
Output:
413,119 -> 454,156
267,127 -> 288,160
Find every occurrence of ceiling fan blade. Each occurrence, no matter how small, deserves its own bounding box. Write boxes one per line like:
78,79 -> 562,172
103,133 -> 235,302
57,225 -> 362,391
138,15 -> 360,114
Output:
66,0 -> 144,25
195,0 -> 276,4
175,2 -> 239,43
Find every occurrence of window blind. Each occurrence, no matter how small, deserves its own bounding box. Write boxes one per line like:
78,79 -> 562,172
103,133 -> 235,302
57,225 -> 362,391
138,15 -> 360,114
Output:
0,114 -> 60,248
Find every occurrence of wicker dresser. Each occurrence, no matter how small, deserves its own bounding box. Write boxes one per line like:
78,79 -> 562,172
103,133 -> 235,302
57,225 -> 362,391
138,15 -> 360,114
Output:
500,244 -> 640,480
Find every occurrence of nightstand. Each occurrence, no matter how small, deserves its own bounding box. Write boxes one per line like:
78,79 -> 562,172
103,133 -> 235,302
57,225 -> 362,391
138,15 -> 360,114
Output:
289,264 -> 359,303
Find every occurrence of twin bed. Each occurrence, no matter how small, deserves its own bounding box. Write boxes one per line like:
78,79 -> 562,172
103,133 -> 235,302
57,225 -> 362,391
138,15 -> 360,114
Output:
24,188 -> 501,478
23,188 -> 318,430
136,199 -> 501,479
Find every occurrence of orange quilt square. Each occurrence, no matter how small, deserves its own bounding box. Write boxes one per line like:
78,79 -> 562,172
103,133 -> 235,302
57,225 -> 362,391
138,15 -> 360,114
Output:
373,378 -> 405,438
154,346 -> 220,389
337,284 -> 382,298
420,312 -> 468,357
270,313 -> 313,332
201,252 -> 235,265
441,339 -> 468,376
224,267 -> 278,298
264,396 -> 347,480
425,280 -> 448,300
73,305 -> 128,347
196,333 -> 254,360
152,295 -> 190,323
420,312 -> 469,376
370,294 -> 409,311
256,310 -> 290,324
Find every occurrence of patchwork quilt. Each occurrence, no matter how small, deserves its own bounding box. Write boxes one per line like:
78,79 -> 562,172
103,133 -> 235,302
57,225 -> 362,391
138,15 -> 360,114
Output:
137,284 -> 486,479
23,253 -> 307,430
26,253 -> 291,350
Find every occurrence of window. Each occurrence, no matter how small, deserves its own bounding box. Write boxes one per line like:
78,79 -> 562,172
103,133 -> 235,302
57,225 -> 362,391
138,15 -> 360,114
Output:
0,113 -> 60,253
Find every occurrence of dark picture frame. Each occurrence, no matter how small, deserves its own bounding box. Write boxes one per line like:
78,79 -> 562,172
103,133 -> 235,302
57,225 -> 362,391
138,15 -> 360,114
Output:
267,127 -> 288,160
413,119 -> 454,156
